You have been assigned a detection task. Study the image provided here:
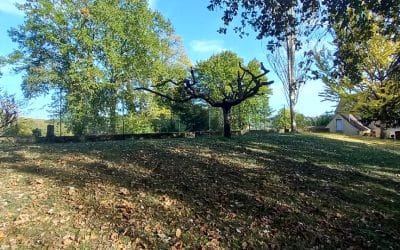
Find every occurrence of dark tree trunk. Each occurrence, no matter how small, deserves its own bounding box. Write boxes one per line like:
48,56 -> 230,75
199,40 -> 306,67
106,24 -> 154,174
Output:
380,120 -> 387,139
136,61 -> 272,139
222,106 -> 232,138
109,97 -> 117,134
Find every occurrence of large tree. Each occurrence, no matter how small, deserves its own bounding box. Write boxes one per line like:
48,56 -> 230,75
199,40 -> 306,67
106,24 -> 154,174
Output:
315,14 -> 400,138
137,51 -> 273,138
266,44 -> 312,125
9,0 -> 188,135
207,1 -> 400,42
207,0 -> 400,132
208,0 -> 321,133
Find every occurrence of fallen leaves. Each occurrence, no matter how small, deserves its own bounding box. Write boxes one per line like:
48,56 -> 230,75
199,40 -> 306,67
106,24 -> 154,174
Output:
0,134 -> 399,249
14,214 -> 30,226
33,178 -> 44,185
67,186 -> 76,196
0,231 -> 6,242
175,228 -> 182,238
119,187 -> 130,196
110,232 -> 119,242
62,234 -> 74,246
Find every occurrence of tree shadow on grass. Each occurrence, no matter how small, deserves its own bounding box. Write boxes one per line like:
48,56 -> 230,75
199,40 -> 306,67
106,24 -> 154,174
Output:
237,132 -> 400,169
2,134 -> 400,248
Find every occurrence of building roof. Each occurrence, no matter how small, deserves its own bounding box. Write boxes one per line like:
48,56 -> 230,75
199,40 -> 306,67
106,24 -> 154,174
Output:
338,113 -> 370,131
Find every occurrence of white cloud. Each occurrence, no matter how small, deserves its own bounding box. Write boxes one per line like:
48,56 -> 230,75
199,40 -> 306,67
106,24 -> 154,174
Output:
0,0 -> 24,16
189,40 -> 226,54
148,0 -> 158,10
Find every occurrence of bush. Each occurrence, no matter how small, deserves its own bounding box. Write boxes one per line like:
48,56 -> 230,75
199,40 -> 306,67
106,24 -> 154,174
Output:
3,123 -> 32,137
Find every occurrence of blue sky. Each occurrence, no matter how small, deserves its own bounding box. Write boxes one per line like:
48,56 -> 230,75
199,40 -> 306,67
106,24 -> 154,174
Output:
0,0 -> 335,119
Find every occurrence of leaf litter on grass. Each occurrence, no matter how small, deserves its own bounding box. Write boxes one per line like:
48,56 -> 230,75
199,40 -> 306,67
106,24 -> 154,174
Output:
0,132 -> 399,249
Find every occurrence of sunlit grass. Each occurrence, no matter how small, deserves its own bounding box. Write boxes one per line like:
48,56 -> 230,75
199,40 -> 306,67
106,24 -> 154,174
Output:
0,132 -> 399,248
313,132 -> 400,149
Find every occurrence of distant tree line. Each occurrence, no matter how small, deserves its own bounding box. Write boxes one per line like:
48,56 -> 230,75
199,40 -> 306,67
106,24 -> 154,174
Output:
2,0 -> 398,138
4,0 -> 274,138
209,0 -> 400,137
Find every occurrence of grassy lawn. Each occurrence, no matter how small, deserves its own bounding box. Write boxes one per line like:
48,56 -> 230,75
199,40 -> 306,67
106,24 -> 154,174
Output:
0,132 -> 399,249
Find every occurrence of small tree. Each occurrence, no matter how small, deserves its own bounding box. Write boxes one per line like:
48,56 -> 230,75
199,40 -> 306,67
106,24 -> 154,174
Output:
137,51 -> 273,138
272,107 -> 309,130
310,112 -> 334,127
0,91 -> 18,130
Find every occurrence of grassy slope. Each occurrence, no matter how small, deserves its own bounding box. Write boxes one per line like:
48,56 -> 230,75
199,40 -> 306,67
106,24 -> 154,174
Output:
0,132 -> 399,249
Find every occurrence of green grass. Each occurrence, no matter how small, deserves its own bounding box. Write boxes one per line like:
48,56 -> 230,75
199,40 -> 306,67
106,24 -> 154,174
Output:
0,132 -> 399,248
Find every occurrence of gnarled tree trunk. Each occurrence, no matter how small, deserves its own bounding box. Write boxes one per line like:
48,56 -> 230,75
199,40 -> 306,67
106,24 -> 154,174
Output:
222,106 -> 232,138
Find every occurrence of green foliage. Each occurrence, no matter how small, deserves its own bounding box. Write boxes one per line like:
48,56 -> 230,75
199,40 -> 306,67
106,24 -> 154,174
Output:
272,108 -> 290,130
207,0 -> 319,44
3,123 -> 31,137
308,112 -> 335,127
2,118 -> 50,137
9,0 -> 189,135
119,113 -> 155,134
272,108 -> 309,130
316,13 -> 400,130
194,51 -> 272,136
207,1 -> 400,46
0,56 -> 5,77
231,94 -> 272,130
141,50 -> 272,137
295,113 -> 309,129
196,51 -> 270,102
169,101 -> 209,132
121,106 -> 169,134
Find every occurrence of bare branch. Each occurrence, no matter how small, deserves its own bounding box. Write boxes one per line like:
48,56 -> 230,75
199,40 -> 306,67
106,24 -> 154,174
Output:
0,93 -> 18,129
134,87 -> 194,103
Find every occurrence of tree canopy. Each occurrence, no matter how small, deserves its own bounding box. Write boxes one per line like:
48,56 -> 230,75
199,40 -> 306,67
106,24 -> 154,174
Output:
208,0 -> 400,134
138,51 -> 273,137
207,0 -> 400,44
316,13 -> 400,137
9,0 -> 189,135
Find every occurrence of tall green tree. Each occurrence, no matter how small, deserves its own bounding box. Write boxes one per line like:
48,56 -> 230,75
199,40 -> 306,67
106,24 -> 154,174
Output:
316,14 -> 400,138
272,107 -> 309,130
9,0 -> 188,135
231,88 -> 272,130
